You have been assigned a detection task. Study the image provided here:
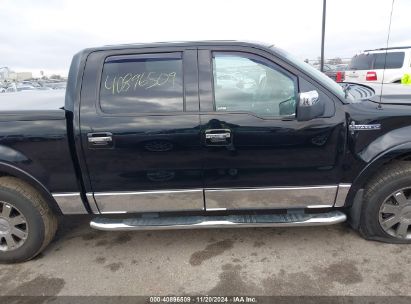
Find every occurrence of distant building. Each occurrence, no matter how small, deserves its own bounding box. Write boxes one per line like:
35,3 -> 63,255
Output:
8,71 -> 33,81
0,67 -> 33,81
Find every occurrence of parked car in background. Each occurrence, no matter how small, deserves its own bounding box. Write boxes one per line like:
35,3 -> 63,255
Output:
0,80 -> 67,93
5,84 -> 37,93
315,64 -> 346,82
335,64 -> 348,71
363,82 -> 411,102
345,46 -> 411,84
321,64 -> 337,81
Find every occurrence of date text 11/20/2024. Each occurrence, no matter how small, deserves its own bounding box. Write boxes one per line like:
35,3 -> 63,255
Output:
149,296 -> 257,303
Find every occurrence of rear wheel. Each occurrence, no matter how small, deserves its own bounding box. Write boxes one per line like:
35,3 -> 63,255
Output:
0,177 -> 58,263
0,201 -> 29,251
360,161 -> 411,243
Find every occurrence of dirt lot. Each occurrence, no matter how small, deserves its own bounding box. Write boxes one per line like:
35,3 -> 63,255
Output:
0,215 -> 410,296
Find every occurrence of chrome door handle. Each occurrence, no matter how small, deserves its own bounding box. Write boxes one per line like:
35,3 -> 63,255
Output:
204,129 -> 232,146
205,133 -> 231,139
88,136 -> 112,143
87,132 -> 113,146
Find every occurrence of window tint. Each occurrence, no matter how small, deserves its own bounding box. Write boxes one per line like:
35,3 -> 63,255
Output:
100,54 -> 183,114
373,52 -> 404,69
349,52 -> 405,70
349,54 -> 373,70
212,53 -> 297,117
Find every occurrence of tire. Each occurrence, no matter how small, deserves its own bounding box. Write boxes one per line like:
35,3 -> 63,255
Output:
0,177 -> 58,263
360,161 -> 411,243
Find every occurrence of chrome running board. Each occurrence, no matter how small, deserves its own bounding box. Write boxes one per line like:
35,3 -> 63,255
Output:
90,211 -> 346,231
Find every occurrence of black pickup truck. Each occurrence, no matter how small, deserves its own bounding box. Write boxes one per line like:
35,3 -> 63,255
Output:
1,41 -> 411,263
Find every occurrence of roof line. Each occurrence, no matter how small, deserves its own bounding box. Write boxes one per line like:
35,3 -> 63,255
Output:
364,46 -> 411,52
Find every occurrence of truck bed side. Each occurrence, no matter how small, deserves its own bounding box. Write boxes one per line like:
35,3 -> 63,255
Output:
0,91 -> 79,212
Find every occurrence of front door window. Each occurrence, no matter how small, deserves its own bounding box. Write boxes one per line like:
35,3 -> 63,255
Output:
212,53 -> 297,118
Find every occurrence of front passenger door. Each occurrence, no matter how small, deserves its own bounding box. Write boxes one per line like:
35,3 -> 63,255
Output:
199,49 -> 346,211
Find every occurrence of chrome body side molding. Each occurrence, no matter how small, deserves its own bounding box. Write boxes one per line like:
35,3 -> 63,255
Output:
334,183 -> 352,207
90,210 -> 347,231
52,193 -> 88,214
92,189 -> 204,214
204,186 -> 338,210
87,184 -> 352,215
86,193 -> 100,214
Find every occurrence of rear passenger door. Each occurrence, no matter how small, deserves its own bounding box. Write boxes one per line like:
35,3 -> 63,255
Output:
80,47 -> 204,214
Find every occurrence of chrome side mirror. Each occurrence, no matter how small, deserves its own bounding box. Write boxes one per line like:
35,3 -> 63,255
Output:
299,90 -> 319,107
297,90 -> 325,121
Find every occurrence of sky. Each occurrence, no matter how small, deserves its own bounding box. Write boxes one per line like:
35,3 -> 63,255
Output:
0,0 -> 410,77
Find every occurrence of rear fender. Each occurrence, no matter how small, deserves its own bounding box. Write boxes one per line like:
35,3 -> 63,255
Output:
0,156 -> 62,215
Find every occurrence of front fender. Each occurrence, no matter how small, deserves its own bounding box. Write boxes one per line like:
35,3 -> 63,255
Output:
359,125 -> 411,163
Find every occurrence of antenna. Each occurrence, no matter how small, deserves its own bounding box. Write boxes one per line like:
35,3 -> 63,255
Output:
378,0 -> 395,108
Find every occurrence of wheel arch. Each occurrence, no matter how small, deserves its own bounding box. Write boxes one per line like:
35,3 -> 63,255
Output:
347,142 -> 411,206
346,142 -> 411,229
0,161 -> 62,215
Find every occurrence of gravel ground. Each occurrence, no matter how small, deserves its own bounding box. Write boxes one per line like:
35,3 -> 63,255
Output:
0,215 -> 410,297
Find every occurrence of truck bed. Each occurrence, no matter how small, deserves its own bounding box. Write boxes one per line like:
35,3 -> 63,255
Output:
0,90 -> 65,111
0,89 -> 78,193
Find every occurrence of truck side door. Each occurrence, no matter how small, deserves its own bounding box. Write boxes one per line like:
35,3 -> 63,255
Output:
198,46 -> 347,211
80,48 -> 204,213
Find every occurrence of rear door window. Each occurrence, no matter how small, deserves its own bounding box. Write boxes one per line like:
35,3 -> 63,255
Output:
373,52 -> 405,69
349,52 -> 405,70
349,54 -> 373,70
99,53 -> 183,114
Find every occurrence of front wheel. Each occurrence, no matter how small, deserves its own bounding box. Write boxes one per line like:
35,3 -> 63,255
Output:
0,177 -> 58,263
360,161 -> 411,243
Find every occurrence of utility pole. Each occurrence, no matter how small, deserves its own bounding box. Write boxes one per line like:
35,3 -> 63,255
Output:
320,0 -> 327,72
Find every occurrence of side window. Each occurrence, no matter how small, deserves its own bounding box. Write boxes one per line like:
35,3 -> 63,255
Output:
212,53 -> 297,117
100,54 -> 183,114
373,52 -> 405,69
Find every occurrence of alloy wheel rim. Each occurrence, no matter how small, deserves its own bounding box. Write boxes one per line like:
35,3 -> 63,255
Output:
379,188 -> 411,240
0,201 -> 28,251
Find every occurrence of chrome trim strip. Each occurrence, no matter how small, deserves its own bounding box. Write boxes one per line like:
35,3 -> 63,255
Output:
207,208 -> 228,211
52,193 -> 87,214
306,205 -> 334,209
90,211 -> 347,231
94,189 -> 202,196
86,193 -> 100,214
205,186 -> 338,210
93,189 -> 204,214
334,183 -> 352,207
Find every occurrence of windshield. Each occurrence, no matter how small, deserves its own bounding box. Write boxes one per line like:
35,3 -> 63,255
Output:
271,46 -> 351,101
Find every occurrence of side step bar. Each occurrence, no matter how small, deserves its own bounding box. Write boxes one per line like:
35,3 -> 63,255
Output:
90,211 -> 346,231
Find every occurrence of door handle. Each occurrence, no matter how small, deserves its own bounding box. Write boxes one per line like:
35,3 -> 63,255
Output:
204,129 -> 232,145
205,132 -> 231,140
87,132 -> 113,146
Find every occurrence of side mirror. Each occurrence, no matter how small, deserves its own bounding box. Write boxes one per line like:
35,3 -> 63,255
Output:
297,90 -> 325,121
